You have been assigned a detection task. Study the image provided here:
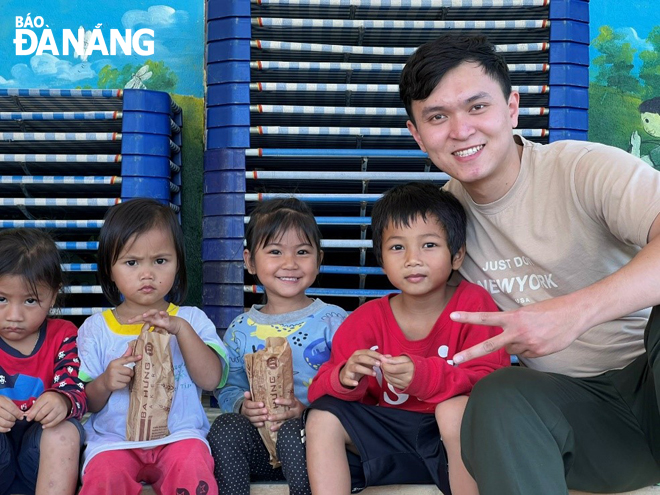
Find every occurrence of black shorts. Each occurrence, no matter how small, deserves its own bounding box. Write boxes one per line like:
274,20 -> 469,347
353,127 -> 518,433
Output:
307,395 -> 450,494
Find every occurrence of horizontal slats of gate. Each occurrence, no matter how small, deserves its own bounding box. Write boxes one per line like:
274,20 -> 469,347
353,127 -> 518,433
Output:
204,0 -> 589,330
0,89 -> 183,319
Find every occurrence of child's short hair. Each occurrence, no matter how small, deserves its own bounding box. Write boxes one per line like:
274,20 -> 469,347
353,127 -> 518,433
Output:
0,228 -> 63,304
371,182 -> 466,266
245,197 -> 322,268
399,34 -> 511,124
98,198 -> 187,306
639,97 -> 660,114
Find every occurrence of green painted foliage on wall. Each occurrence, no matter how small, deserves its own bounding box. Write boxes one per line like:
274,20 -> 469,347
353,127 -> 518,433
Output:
639,26 -> 660,101
172,94 -> 204,307
97,59 -> 178,92
592,26 -> 641,95
590,23 -> 660,168
589,85 -> 642,151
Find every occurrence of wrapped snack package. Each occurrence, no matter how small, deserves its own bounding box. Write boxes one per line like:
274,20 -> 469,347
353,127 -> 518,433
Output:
244,337 -> 295,468
126,327 -> 175,442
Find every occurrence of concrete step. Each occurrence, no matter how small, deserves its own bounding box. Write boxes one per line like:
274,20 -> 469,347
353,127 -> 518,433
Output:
141,402 -> 660,495
90,401 -> 660,495
141,483 -> 660,494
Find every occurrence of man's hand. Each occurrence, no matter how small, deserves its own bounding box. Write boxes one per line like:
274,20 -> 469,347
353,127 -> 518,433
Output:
339,349 -> 383,388
380,355 -> 414,390
240,391 -> 269,427
102,345 -> 142,392
451,296 -> 583,364
25,391 -> 69,428
0,395 -> 24,432
267,396 -> 306,432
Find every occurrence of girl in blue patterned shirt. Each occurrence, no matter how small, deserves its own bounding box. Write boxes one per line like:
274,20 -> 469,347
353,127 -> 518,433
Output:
208,198 -> 347,495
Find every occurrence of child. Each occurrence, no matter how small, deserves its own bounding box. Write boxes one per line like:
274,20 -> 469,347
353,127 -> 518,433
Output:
630,96 -> 660,169
0,228 -> 86,495
305,182 -> 510,495
208,198 -> 347,495
77,198 -> 228,495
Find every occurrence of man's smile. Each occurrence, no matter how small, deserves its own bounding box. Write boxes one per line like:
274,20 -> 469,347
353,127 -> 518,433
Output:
453,145 -> 484,158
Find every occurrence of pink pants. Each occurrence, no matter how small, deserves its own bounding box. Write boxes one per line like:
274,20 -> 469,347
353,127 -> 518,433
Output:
80,439 -> 217,495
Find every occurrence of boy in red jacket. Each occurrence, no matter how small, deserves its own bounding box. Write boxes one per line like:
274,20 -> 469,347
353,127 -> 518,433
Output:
305,182 -> 509,495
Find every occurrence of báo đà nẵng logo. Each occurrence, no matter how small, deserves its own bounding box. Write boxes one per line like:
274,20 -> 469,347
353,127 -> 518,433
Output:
13,14 -> 154,57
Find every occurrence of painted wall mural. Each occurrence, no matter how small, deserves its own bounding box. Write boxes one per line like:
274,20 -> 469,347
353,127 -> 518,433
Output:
0,1 -> 207,305
589,0 -> 660,168
1,1 -> 203,97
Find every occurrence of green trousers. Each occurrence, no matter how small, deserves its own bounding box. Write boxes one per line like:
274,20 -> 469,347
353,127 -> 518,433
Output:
461,307 -> 660,495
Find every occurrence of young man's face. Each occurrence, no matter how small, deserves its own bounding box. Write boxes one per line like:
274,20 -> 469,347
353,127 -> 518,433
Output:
380,215 -> 464,298
407,62 -> 520,200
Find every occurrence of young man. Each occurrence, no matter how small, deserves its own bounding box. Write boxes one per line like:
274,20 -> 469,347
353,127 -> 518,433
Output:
400,34 -> 660,494
305,182 -> 509,495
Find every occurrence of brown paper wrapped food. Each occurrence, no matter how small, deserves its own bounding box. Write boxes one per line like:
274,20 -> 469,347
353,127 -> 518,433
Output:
244,337 -> 295,468
126,327 -> 175,442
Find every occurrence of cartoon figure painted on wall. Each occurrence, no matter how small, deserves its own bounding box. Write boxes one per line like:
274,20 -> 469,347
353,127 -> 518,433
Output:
589,4 -> 660,158
631,97 -> 660,170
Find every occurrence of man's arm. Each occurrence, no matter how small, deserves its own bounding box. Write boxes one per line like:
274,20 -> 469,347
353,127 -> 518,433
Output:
452,213 -> 660,364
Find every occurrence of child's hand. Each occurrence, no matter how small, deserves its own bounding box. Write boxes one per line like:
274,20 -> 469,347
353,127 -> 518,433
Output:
0,395 -> 24,432
268,396 -> 306,432
630,130 -> 642,157
340,349 -> 383,388
102,345 -> 142,392
128,310 -> 187,336
380,355 -> 414,390
239,391 -> 269,427
25,391 -> 69,428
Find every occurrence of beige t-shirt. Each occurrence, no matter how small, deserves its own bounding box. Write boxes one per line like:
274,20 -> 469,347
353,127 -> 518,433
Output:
445,137 -> 660,377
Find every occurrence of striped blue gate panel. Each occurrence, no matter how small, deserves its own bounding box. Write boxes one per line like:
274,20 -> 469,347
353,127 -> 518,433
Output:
0,89 -> 184,318
204,0 -> 588,331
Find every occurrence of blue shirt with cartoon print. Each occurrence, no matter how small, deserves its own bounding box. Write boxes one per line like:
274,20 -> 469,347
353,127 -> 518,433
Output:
216,298 -> 347,413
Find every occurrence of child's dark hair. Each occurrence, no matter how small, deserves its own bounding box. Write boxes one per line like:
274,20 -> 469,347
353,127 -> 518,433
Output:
400,34 -> 511,124
98,198 -> 187,306
639,97 -> 660,114
371,182 -> 466,266
0,228 -> 63,305
245,198 -> 322,272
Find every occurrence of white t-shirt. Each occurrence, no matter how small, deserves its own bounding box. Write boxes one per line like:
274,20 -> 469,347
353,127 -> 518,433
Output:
446,137 -> 660,377
78,304 -> 228,471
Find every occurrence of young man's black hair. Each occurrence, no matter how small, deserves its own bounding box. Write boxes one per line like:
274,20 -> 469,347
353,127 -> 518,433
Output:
399,34 -> 511,124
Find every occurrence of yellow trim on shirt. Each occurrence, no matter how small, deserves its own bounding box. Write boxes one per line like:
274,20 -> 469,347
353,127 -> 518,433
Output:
102,303 -> 179,335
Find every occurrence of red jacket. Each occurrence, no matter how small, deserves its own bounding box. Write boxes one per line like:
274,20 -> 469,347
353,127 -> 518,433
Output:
308,282 -> 509,413
0,319 -> 86,419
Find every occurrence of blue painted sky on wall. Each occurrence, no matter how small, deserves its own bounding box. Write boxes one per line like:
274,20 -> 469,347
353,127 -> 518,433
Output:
590,0 -> 658,76
0,1 -> 204,96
